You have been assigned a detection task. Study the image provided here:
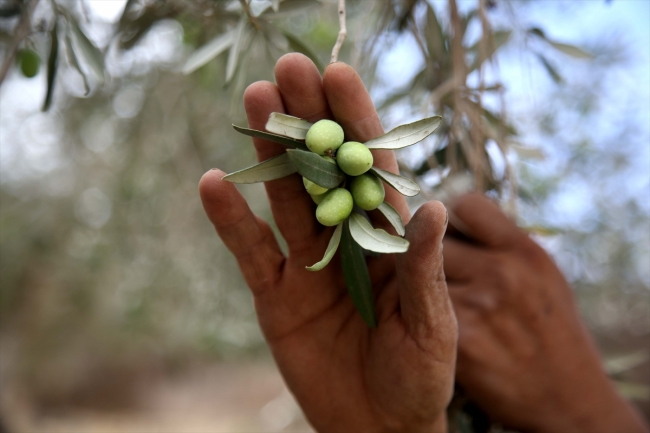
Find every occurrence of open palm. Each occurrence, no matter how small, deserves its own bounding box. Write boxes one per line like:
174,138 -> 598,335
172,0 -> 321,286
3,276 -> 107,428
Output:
199,54 -> 456,432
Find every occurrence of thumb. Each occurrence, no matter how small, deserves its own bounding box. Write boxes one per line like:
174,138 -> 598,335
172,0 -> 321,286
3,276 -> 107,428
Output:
397,201 -> 455,344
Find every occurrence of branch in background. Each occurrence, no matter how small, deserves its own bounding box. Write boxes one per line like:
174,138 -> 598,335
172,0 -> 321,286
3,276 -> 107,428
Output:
330,0 -> 346,63
239,0 -> 260,30
0,0 -> 41,86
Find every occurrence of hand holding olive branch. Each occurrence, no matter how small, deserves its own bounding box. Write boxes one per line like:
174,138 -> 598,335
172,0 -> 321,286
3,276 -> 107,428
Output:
199,54 -> 456,432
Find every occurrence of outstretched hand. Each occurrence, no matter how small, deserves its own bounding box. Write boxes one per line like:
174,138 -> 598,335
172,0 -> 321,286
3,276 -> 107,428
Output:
199,53 -> 456,432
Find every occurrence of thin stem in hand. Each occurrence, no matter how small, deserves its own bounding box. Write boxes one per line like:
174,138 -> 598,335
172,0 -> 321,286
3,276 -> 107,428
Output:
330,0 -> 347,63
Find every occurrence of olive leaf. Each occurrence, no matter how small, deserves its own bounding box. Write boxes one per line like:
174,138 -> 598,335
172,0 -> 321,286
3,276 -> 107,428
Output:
468,30 -> 511,72
306,223 -> 342,271
222,152 -> 296,184
370,167 -> 420,197
233,125 -> 309,150
349,213 -> 409,254
182,28 -> 236,75
377,202 -> 405,236
286,149 -> 345,189
226,18 -> 251,84
547,41 -> 593,59
341,220 -> 377,328
66,12 -> 105,85
365,116 -> 442,150
63,30 -> 90,95
265,112 -> 313,140
42,19 -> 59,112
536,53 -> 563,84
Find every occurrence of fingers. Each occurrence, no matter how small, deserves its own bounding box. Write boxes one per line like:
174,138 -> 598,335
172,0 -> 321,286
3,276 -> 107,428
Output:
199,169 -> 284,295
448,193 -> 524,249
323,62 -> 410,224
244,81 -> 320,255
396,201 -> 456,344
275,53 -> 332,122
442,237 -> 489,282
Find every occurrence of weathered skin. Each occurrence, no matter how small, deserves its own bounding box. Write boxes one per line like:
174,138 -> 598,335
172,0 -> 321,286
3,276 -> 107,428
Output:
305,119 -> 344,155
350,172 -> 385,211
315,188 -> 353,226
336,141 -> 373,176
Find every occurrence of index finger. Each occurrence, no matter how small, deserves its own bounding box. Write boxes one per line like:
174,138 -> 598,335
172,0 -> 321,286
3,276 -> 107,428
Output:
322,62 -> 410,224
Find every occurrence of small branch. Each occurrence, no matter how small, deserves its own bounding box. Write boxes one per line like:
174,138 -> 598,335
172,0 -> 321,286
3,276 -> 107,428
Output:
239,0 -> 260,31
0,0 -> 41,87
330,0 -> 347,63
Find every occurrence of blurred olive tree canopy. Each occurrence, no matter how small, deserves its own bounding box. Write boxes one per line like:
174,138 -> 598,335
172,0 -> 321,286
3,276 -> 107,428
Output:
0,0 -> 648,420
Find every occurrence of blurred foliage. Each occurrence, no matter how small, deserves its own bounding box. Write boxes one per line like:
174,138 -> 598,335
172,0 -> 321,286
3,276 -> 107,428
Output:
0,0 -> 648,428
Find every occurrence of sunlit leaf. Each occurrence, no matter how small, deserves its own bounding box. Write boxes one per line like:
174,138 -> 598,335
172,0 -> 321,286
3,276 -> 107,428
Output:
510,143 -> 545,160
222,153 -> 296,184
286,149 -> 344,188
272,0 -> 282,12
370,167 -> 420,197
340,220 -> 376,328
613,380 -> 650,401
365,116 -> 442,150
605,351 -> 649,375
377,202 -> 405,236
306,223 -> 342,271
349,213 -> 409,254
182,28 -> 236,75
63,30 -> 90,95
66,13 -> 105,85
280,29 -> 325,72
42,20 -> 59,112
233,125 -> 308,150
265,112 -> 312,140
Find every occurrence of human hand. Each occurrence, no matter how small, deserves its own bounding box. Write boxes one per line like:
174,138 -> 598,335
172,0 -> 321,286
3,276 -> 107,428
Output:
444,193 -> 648,433
199,54 -> 457,432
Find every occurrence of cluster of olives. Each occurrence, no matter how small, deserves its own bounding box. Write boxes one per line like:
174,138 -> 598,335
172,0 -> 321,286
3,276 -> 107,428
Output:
303,120 -> 385,227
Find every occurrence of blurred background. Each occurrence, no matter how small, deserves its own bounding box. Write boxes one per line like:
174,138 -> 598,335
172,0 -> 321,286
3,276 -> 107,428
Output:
0,0 -> 648,432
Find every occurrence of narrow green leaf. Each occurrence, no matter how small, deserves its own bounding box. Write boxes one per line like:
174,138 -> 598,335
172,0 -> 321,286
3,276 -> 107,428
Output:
66,13 -> 105,85
306,223 -> 342,271
377,202 -> 405,236
286,149 -> 344,189
349,213 -> 409,254
182,29 -> 236,75
536,53 -> 563,84
340,220 -> 377,328
42,20 -> 59,112
365,116 -> 442,150
265,112 -> 312,140
370,167 -> 421,197
548,41 -> 593,59
280,29 -> 325,72
222,152 -> 296,184
424,5 -> 446,60
226,18 -> 249,84
271,0 -> 282,12
468,30 -> 511,72
233,125 -> 309,150
64,30 -> 90,95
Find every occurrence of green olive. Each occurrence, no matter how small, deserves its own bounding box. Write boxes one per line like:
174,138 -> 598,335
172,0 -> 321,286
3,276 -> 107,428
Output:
303,177 -> 329,196
18,49 -> 40,78
350,173 -> 385,211
311,193 -> 326,204
316,188 -> 353,226
305,120 -> 344,155
336,141 -> 373,176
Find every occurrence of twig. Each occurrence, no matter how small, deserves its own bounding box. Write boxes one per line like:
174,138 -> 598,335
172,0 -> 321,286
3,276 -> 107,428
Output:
239,0 -> 260,31
330,0 -> 347,63
0,0 -> 41,87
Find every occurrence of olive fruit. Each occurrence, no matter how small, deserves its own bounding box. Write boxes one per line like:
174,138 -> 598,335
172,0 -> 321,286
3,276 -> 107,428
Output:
18,49 -> 40,78
350,173 -> 385,211
336,141 -> 373,176
311,193 -> 326,204
305,120 -> 344,155
303,177 -> 328,196
316,188 -> 353,226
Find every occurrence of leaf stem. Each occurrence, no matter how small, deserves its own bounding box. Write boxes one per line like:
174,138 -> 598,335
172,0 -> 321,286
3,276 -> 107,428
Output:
330,0 -> 347,63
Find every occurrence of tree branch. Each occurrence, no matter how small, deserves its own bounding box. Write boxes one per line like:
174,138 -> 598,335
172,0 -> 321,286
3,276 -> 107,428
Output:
330,0 -> 346,63
0,0 -> 41,86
